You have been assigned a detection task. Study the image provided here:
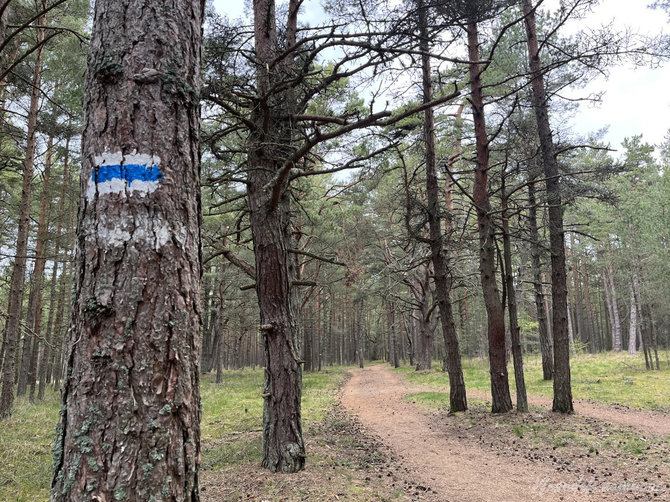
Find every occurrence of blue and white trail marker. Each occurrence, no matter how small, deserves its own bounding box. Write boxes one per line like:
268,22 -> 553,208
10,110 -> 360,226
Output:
88,151 -> 163,199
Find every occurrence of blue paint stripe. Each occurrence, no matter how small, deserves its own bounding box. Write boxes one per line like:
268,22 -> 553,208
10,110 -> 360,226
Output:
93,164 -> 163,185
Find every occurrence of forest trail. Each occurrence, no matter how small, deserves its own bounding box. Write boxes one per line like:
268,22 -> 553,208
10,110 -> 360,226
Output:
340,365 -> 664,502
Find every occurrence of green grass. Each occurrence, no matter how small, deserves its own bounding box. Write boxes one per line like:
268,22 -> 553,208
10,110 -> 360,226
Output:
395,351 -> 670,411
0,367 -> 350,501
0,392 -> 60,502
200,366 -> 349,469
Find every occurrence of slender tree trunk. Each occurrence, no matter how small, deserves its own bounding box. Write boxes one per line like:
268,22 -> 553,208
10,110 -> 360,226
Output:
38,136 -> 70,400
628,286 -> 637,355
26,136 -> 55,401
528,180 -> 553,379
606,265 -> 622,351
0,4 -> 46,418
581,262 -> 596,354
523,0 -> 573,413
502,182 -> 527,412
51,1 -> 204,499
418,0 -> 467,411
467,19 -> 511,413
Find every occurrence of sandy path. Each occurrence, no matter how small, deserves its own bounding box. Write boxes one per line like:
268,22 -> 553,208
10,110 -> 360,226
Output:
341,365 -> 646,502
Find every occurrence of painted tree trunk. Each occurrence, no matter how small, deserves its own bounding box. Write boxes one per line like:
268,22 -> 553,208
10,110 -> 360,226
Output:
468,19 -> 511,413
418,0 -> 467,411
527,180 -> 553,379
0,4 -> 45,418
523,0 -> 573,413
51,0 -> 204,499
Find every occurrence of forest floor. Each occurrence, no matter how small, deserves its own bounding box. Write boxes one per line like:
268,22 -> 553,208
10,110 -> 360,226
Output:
3,355 -> 669,501
340,364 -> 670,502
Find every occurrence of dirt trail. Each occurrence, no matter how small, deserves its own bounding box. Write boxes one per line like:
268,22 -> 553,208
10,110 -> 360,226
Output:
341,365 -> 662,502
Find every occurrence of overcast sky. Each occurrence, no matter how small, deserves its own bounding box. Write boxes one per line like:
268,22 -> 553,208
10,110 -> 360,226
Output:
212,0 -> 670,155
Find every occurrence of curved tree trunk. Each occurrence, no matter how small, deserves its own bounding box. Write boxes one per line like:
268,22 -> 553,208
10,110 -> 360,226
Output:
51,1 -> 204,499
523,0 -> 573,413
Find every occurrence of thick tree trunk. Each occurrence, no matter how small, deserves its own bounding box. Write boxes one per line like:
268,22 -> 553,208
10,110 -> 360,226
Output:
418,0 -> 467,411
527,181 -> 553,379
51,1 -> 204,499
502,183 -> 527,412
467,19 -> 511,413
523,0 -> 573,413
0,5 -> 46,418
249,0 -> 305,472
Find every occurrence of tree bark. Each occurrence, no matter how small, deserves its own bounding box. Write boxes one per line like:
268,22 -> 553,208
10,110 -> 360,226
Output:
628,286 -> 637,355
581,261 -> 597,353
51,1 -> 204,499
467,19 -> 511,413
523,0 -> 573,413
249,0 -> 305,473
418,0 -> 467,411
24,135 -> 54,402
527,180 -> 553,379
0,2 -> 46,418
38,136 -> 71,400
502,182 -> 527,412
607,265 -> 622,351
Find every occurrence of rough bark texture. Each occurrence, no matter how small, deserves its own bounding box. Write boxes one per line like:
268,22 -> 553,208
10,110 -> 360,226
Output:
418,0 -> 467,411
527,180 -> 553,379
628,284 -> 637,355
249,0 -> 305,473
467,19 -> 511,413
0,6 -> 45,418
51,1 -> 204,499
523,0 -> 573,413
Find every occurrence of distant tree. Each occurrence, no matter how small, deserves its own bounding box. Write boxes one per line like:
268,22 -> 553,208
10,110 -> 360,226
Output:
51,0 -> 205,499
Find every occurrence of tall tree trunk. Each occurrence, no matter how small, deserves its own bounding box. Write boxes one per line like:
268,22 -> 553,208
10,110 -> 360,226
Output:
467,19 -> 511,413
38,136 -> 71,400
581,261 -> 596,354
523,0 -> 573,413
25,136 -> 54,402
418,0 -> 467,411
502,182 -> 527,412
628,286 -> 637,355
0,4 -> 46,418
606,265 -> 622,351
51,1 -> 204,499
527,180 -> 553,379
249,0 -> 305,473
